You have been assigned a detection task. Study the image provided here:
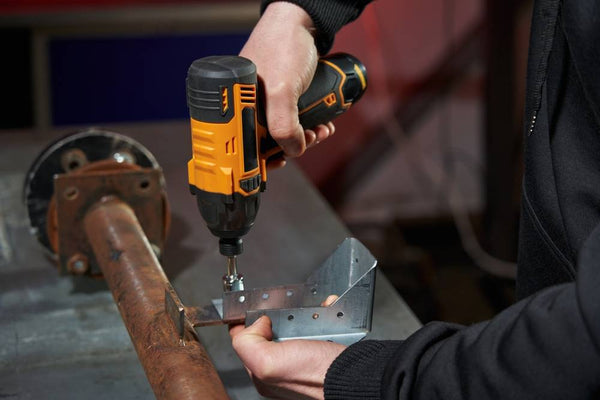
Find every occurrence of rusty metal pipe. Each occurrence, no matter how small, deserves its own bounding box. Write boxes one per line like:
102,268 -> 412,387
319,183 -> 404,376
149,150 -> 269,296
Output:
83,196 -> 228,400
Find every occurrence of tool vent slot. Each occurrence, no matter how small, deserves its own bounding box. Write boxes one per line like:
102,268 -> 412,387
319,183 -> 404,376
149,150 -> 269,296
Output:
221,86 -> 229,115
239,84 -> 256,105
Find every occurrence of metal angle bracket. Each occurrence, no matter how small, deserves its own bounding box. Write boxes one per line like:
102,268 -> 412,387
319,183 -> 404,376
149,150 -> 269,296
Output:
166,238 -> 377,346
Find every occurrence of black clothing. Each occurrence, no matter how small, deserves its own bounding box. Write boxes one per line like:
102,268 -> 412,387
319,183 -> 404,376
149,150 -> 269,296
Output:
260,0 -> 371,54
262,0 -> 600,398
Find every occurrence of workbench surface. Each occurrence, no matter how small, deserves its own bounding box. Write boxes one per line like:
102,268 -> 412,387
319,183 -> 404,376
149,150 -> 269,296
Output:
0,122 -> 421,399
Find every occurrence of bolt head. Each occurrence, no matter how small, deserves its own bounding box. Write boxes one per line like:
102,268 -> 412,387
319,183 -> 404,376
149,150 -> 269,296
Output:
67,254 -> 89,275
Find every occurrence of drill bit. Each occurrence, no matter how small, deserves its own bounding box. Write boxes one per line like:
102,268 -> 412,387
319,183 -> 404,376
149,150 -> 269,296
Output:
223,255 -> 244,292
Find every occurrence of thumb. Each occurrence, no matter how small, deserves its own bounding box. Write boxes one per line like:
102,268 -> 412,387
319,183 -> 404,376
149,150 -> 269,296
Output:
231,316 -> 275,373
266,86 -> 306,157
231,315 -> 273,347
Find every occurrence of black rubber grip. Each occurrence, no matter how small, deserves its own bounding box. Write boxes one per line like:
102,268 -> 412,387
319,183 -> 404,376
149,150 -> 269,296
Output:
299,53 -> 366,127
262,52 -> 367,157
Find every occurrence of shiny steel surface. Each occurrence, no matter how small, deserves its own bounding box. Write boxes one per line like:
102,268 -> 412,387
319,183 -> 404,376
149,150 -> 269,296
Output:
179,238 -> 377,346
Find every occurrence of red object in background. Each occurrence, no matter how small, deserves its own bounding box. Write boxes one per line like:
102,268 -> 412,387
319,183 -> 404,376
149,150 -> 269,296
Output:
0,0 -> 222,15
296,0 -> 482,190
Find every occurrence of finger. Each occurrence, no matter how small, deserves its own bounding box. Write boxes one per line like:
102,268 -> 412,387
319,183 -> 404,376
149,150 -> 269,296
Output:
231,316 -> 277,376
229,324 -> 246,338
304,129 -> 317,147
266,159 -> 287,170
247,315 -> 274,341
321,294 -> 339,307
231,315 -> 273,345
312,124 -> 331,143
327,121 -> 336,136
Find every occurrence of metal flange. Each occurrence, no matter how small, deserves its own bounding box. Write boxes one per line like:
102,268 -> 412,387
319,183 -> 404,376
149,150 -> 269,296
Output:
23,128 -> 169,274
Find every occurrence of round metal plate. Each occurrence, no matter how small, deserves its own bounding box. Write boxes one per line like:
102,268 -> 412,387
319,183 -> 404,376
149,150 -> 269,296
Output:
23,128 -> 161,253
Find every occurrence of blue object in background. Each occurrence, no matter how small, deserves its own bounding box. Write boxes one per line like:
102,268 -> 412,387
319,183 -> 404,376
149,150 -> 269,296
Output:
50,32 -> 249,125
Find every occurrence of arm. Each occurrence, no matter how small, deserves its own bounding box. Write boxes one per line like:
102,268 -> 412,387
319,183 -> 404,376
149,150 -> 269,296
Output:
326,223 -> 600,399
232,224 -> 600,400
233,1 -> 600,398
260,0 -> 373,55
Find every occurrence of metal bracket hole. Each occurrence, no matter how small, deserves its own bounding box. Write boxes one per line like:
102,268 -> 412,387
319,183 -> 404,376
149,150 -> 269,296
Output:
64,187 -> 79,200
139,179 -> 151,190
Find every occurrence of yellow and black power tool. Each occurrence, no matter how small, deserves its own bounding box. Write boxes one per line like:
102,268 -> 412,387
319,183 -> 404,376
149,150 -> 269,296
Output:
186,53 -> 367,291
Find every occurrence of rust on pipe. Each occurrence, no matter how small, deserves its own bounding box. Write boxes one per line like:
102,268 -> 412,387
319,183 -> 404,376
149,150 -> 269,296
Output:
83,196 -> 229,400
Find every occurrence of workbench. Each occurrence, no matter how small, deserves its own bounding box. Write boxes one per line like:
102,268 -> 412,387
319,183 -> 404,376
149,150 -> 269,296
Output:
0,122 -> 421,399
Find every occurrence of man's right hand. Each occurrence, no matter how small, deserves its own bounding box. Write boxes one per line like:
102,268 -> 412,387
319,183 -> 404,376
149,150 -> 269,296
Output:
240,2 -> 335,161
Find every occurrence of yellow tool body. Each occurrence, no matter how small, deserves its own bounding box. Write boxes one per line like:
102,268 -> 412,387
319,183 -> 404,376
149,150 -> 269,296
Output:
188,82 -> 266,198
186,53 -> 367,290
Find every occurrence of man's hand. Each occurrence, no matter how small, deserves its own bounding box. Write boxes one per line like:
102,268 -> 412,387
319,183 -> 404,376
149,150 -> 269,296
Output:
230,316 -> 346,399
240,2 -> 335,160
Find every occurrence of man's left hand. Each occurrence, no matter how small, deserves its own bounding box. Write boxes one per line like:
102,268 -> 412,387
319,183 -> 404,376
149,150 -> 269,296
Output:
230,316 -> 346,399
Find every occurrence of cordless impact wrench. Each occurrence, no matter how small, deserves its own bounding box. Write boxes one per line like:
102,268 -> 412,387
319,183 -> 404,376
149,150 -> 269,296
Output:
186,53 -> 367,292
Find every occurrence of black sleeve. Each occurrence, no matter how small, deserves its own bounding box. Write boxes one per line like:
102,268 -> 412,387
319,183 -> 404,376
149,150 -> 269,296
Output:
324,222 -> 600,399
260,0 -> 373,54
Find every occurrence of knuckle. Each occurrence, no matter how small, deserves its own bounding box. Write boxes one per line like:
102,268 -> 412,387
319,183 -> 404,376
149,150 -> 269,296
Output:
231,334 -> 244,353
252,353 -> 276,382
269,127 -> 304,157
270,125 -> 300,142
269,79 -> 298,100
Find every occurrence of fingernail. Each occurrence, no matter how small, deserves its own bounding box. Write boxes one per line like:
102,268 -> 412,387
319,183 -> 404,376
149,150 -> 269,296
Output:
306,131 -> 317,146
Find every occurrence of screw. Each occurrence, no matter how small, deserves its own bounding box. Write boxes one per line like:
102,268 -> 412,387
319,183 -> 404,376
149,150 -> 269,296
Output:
60,149 -> 88,172
67,253 -> 89,275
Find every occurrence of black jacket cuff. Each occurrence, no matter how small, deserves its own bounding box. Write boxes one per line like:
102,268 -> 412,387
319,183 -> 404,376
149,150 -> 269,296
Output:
260,0 -> 370,54
324,340 -> 404,399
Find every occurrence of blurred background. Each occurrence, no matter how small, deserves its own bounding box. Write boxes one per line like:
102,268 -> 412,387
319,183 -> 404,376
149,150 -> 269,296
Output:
1,0 -> 532,325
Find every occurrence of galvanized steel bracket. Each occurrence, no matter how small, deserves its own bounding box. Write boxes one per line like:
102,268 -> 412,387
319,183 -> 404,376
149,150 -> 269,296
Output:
166,238 -> 377,346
